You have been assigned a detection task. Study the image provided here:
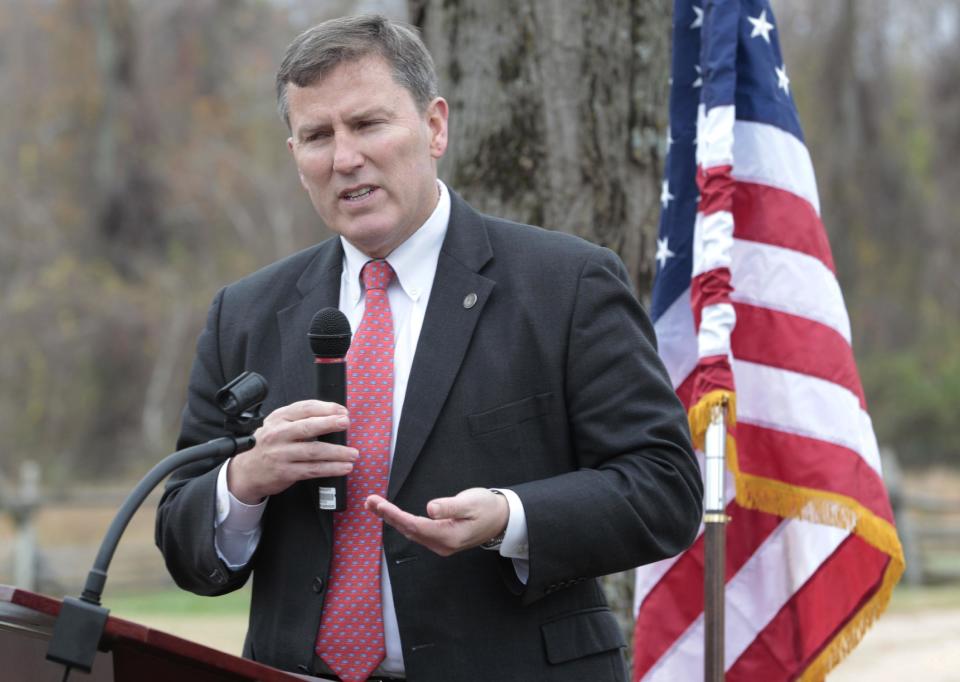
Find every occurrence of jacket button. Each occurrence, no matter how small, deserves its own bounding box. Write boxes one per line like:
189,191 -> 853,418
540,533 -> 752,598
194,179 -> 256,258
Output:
312,576 -> 325,593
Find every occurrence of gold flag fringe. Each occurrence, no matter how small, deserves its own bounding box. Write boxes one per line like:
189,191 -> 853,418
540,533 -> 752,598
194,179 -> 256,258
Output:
799,559 -> 904,681
687,389 -> 737,451
686,392 -> 906,681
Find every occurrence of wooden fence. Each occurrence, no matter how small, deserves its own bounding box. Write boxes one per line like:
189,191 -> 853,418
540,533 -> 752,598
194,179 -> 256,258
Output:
879,448 -> 960,585
0,462 -> 175,595
2,454 -> 958,598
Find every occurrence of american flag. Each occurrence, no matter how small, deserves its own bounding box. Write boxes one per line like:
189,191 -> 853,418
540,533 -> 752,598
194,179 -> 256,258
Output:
632,1 -> 905,679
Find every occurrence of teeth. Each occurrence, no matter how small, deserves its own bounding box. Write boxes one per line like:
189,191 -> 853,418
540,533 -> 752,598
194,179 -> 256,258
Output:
345,187 -> 373,200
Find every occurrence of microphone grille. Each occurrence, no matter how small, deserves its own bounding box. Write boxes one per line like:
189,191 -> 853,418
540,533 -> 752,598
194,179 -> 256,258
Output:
308,308 -> 352,358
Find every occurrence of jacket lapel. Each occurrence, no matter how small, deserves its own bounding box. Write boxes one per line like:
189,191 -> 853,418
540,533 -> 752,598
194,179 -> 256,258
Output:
277,239 -> 344,406
388,192 -> 495,499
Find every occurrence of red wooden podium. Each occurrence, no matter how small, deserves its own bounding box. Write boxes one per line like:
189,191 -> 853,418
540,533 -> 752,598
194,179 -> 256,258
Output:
0,584 -> 303,681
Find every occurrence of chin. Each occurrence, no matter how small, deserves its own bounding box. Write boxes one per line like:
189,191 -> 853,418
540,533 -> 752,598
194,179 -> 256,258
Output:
340,225 -> 398,256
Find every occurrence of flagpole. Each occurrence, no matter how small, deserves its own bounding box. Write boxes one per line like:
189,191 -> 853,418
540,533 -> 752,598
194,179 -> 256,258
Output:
704,398 -> 728,682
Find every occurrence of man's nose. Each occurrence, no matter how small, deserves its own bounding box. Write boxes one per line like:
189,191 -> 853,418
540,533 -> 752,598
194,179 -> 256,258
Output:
332,134 -> 364,174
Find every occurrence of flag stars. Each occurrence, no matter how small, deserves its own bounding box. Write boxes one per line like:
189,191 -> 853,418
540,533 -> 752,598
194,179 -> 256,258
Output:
660,180 -> 675,209
748,9 -> 775,43
656,237 -> 676,270
690,5 -> 703,30
692,64 -> 702,88
776,63 -> 790,94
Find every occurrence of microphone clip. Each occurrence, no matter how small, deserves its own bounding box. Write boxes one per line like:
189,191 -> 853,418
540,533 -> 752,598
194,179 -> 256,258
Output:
215,371 -> 268,436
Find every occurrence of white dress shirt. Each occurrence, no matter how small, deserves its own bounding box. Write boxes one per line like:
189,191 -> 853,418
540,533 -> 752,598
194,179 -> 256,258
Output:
212,181 -> 528,676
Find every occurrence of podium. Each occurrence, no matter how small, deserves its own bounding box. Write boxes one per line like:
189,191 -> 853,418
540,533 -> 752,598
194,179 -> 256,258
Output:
0,584 -> 303,681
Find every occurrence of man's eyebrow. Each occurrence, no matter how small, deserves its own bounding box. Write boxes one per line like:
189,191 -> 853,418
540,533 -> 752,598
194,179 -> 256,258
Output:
347,106 -> 393,122
296,122 -> 330,139
297,123 -> 330,137
294,106 -> 395,140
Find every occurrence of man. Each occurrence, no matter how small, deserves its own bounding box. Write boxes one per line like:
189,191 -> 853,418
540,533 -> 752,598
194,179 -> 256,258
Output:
156,14 -> 702,682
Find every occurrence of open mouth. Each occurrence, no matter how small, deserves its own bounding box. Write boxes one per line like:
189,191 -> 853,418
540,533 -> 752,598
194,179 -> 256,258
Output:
340,186 -> 378,202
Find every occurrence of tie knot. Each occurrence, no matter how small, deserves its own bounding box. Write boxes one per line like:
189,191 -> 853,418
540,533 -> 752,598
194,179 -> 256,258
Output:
361,259 -> 394,291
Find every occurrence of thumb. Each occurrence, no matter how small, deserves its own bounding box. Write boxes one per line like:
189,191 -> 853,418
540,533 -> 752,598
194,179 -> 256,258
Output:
426,495 -> 467,520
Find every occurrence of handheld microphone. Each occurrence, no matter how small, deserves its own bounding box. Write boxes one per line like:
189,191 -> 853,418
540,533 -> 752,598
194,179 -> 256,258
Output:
308,307 -> 352,511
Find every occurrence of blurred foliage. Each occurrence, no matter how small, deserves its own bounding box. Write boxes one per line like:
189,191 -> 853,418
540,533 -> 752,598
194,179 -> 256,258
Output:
0,0 -> 957,482
0,0 -> 356,482
860,316 -> 960,467
776,0 -> 960,469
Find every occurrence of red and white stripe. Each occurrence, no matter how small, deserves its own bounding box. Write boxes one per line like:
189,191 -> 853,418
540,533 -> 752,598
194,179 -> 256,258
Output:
635,111 -> 896,679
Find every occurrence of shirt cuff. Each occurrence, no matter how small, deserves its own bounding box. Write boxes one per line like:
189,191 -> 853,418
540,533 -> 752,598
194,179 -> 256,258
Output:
490,487 -> 529,560
215,459 -> 267,531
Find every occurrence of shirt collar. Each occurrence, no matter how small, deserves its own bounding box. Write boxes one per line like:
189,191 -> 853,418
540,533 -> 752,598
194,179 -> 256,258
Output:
340,180 -> 450,306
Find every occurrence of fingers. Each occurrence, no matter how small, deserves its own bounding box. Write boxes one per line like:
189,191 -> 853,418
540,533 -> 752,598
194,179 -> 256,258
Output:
283,440 -> 358,463
365,489 -> 508,557
268,399 -> 347,422
287,457 -> 355,479
365,496 -> 442,551
425,496 -> 463,520
426,488 -> 491,519
230,443 -> 356,502
229,400 -> 356,501
366,494 -> 388,511
291,413 -> 350,441
255,401 -> 351,453
262,400 -> 349,438
366,497 -> 427,539
257,417 -> 349,449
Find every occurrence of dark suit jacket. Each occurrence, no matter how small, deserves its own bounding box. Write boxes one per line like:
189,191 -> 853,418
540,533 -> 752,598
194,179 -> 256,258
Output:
156,190 -> 702,682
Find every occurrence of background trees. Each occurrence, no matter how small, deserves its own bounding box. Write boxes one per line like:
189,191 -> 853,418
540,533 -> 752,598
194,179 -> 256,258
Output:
776,0 -> 960,467
0,0 -> 956,482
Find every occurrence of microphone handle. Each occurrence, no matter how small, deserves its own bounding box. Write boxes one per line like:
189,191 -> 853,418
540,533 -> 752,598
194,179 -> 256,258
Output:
315,358 -> 348,511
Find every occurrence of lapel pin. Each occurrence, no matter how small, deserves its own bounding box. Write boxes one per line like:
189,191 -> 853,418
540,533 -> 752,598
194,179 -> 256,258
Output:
463,292 -> 478,309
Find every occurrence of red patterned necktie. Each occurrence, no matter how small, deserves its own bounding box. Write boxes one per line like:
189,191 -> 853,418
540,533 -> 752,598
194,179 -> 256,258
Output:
316,259 -> 394,682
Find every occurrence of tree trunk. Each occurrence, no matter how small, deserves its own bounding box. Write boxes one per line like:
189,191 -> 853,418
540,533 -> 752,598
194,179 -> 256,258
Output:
412,0 -> 673,651
413,0 -> 671,298
92,0 -> 169,278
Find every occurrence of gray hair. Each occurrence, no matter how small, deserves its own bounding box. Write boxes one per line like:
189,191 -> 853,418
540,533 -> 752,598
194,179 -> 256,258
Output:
276,14 -> 439,129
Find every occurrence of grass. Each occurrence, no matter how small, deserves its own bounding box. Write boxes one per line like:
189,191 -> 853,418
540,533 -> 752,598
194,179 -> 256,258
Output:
101,580 -> 960,620
105,586 -> 253,655
108,585 -> 251,619
83,581 -> 960,662
888,583 -> 960,612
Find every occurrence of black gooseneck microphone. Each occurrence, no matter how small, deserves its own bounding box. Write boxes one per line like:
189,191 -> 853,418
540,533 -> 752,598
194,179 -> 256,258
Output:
46,371 -> 268,679
308,307 -> 352,512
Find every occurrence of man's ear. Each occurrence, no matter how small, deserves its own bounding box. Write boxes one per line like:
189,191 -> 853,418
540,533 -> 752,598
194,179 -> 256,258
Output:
426,97 -> 449,159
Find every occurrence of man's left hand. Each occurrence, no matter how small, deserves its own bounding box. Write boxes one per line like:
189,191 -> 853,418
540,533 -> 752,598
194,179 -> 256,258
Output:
365,488 -> 509,557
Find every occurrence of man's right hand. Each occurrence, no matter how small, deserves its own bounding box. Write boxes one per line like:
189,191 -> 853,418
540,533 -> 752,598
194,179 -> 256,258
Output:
227,400 -> 358,504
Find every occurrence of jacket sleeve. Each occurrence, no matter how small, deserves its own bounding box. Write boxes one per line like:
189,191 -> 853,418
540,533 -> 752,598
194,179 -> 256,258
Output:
155,286 -> 254,596
510,248 -> 703,604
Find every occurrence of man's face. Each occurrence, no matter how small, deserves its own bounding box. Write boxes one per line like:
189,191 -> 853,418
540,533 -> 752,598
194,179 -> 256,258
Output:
285,55 -> 448,259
